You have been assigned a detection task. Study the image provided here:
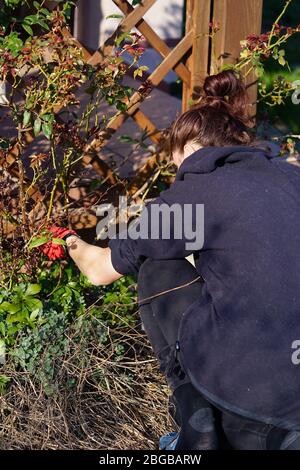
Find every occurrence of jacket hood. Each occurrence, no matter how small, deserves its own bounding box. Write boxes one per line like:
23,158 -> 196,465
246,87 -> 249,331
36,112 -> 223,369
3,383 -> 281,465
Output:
175,144 -> 279,181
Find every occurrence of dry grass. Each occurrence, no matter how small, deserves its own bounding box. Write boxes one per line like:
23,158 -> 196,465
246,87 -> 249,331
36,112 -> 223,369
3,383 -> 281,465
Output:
0,323 -> 177,450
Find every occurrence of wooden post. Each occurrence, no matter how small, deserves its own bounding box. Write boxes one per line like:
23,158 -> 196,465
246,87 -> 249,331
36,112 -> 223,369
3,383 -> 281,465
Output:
182,0 -> 211,112
182,0 -> 263,113
212,0 -> 263,110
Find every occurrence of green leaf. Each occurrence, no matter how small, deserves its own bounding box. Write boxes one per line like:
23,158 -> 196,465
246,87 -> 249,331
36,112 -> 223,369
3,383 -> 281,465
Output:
106,14 -> 124,19
240,49 -> 250,59
40,8 -> 51,17
34,117 -> 41,136
4,0 -> 22,7
51,237 -> 66,245
23,110 -> 31,127
116,101 -> 127,111
115,32 -> 130,47
0,375 -> 10,393
25,283 -> 41,296
278,55 -> 286,66
29,309 -> 40,321
36,19 -> 50,30
0,322 -> 5,336
106,96 -> 115,105
0,301 -> 19,314
24,297 -> 42,312
28,236 -> 48,249
6,312 -> 24,324
118,134 -> 135,143
0,138 -> 10,149
5,32 -> 23,56
22,23 -> 34,36
41,113 -> 54,123
42,122 -> 53,139
23,14 -> 38,26
33,0 -> 40,9
254,66 -> 264,78
133,65 -> 148,79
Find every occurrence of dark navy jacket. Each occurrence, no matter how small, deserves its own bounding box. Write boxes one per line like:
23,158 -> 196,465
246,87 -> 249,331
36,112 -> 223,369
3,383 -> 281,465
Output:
109,145 -> 300,429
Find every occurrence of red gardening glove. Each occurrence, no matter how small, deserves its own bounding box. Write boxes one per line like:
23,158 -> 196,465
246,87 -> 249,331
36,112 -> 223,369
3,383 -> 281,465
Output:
39,225 -> 78,260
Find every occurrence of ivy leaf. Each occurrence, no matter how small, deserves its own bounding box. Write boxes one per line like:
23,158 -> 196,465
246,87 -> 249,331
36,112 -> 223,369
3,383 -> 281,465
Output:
34,117 -> 41,136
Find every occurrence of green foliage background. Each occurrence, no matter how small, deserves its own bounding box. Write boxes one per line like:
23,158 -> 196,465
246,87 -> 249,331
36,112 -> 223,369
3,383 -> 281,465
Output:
259,0 -> 300,133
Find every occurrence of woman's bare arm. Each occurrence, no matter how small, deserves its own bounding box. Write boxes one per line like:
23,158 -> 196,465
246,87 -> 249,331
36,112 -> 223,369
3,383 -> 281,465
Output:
66,235 -> 122,286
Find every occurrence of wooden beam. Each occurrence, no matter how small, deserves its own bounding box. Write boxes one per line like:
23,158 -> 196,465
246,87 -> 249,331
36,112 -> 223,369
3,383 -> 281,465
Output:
112,0 -> 191,86
133,109 -> 162,144
190,0 -> 211,103
88,0 -> 157,65
212,0 -> 263,111
5,11 -> 161,197
148,31 -> 193,88
84,31 -> 193,155
182,0 -> 193,112
59,12 -> 161,143
182,0 -> 211,111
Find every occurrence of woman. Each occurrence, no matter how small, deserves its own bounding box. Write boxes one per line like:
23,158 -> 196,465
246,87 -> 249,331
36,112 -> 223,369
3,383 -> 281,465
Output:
41,70 -> 300,450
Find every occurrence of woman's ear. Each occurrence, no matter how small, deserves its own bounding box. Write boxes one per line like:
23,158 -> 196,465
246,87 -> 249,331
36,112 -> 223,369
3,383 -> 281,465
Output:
183,141 -> 202,159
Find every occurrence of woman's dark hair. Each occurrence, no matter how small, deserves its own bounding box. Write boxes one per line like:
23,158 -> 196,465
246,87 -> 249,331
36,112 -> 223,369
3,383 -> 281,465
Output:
169,70 -> 255,155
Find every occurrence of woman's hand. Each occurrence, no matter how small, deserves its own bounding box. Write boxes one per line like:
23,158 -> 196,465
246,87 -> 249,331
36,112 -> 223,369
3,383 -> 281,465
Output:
66,238 -> 122,286
39,225 -> 79,260
38,225 -> 122,285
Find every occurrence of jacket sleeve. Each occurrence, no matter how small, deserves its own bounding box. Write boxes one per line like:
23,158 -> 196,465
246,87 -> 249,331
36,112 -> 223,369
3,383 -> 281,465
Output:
108,192 -> 204,275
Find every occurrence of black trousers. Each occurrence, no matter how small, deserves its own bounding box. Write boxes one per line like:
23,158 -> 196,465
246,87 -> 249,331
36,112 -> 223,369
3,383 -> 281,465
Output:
137,257 -> 300,450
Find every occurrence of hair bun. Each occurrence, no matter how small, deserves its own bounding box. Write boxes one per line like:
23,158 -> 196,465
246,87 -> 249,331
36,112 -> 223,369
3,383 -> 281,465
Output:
203,69 -> 244,100
201,69 -> 250,125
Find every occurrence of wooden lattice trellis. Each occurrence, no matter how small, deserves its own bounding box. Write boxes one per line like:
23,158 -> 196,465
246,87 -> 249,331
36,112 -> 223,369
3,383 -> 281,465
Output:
4,0 -> 263,216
